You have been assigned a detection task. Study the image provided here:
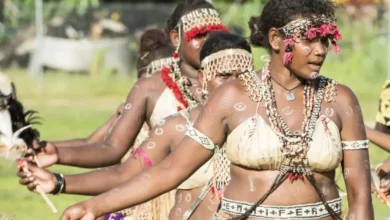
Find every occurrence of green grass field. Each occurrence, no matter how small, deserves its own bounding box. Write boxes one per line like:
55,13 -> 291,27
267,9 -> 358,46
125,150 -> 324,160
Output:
0,15 -> 389,219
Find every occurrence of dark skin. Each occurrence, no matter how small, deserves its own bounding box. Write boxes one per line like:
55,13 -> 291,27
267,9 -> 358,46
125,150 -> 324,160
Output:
57,22 -> 373,220
24,29 -> 207,169
18,70 -> 241,220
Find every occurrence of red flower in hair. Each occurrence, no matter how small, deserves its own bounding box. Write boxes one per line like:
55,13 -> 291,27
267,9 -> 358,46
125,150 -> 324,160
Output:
305,27 -> 318,39
332,43 -> 340,54
184,24 -> 229,41
319,24 -> 333,37
332,29 -> 342,41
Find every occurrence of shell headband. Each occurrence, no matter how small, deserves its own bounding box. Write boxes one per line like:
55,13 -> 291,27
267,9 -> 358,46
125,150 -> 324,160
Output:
279,15 -> 342,65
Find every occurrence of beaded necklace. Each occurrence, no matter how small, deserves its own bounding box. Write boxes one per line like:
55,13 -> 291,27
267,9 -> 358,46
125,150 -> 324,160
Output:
248,61 -> 327,181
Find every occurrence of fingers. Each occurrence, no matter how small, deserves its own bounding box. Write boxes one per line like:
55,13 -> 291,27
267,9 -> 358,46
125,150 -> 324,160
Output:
81,212 -> 96,220
380,180 -> 390,195
60,212 -> 70,220
27,181 -> 39,191
32,140 -> 47,150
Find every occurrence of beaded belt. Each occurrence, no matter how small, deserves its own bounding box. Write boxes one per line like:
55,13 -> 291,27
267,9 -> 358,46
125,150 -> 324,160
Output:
219,197 -> 341,219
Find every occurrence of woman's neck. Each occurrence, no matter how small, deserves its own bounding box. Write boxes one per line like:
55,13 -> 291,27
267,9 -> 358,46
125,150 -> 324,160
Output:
180,61 -> 199,84
268,56 -> 304,89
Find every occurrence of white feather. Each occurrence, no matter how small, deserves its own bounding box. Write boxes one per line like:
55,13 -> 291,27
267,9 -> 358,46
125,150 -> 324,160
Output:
0,109 -> 13,147
0,72 -> 12,96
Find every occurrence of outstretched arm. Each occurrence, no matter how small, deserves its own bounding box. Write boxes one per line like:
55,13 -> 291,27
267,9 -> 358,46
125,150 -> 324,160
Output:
365,125 -> 390,153
18,117 -> 177,196
60,84 -> 234,220
56,79 -> 150,168
338,85 -> 374,220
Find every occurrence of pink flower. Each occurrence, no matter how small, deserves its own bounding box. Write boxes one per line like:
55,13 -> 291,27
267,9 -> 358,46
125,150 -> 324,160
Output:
305,27 -> 318,39
283,52 -> 293,65
333,29 -> 342,41
332,43 -> 340,54
284,38 -> 294,47
319,24 -> 332,37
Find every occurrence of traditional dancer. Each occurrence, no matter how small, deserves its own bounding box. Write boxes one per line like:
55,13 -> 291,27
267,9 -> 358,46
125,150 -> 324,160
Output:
23,1 -> 228,219
57,1 -> 373,220
18,32 -> 253,220
36,28 -> 172,155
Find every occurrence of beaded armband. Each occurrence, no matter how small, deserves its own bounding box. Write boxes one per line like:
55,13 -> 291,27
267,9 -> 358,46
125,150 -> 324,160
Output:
186,127 -> 215,151
341,140 -> 369,150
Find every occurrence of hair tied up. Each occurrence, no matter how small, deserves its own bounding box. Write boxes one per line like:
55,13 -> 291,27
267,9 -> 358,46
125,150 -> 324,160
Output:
248,16 -> 265,47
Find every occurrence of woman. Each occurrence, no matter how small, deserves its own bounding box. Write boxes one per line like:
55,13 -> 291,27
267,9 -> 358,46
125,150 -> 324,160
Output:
25,0 -> 228,169
57,1 -> 373,220
40,28 -> 173,154
19,32 -> 253,220
24,1 -> 228,219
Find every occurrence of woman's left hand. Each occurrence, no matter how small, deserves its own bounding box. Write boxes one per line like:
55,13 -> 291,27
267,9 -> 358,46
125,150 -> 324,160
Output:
60,203 -> 96,220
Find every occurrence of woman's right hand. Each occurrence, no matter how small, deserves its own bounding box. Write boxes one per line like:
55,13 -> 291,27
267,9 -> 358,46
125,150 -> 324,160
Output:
17,163 -> 56,193
25,140 -> 59,168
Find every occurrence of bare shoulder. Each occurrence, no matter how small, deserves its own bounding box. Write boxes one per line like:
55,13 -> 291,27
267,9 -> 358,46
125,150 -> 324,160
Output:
209,78 -> 246,102
333,83 -> 359,106
136,73 -> 165,92
329,82 -> 362,120
163,112 -> 188,129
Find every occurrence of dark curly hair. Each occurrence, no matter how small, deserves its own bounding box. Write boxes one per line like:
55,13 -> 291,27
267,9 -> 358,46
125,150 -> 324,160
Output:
248,0 -> 337,51
200,32 -> 251,61
136,28 -> 174,78
166,0 -> 215,33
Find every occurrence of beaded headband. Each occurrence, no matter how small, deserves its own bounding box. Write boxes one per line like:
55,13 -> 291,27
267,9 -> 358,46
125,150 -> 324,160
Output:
161,8 -> 229,109
180,8 -> 228,41
173,8 -> 229,58
279,15 -> 342,65
200,48 -> 254,99
138,57 -> 174,77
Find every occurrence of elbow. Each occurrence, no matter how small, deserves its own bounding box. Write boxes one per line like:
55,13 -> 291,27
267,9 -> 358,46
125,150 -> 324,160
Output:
158,159 -> 183,189
101,142 -> 128,166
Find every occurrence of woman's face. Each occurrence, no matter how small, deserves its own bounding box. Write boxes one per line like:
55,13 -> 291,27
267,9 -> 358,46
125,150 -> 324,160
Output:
282,34 -> 329,79
180,32 -> 209,69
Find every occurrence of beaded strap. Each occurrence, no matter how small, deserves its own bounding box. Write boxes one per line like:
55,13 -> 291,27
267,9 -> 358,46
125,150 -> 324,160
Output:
182,180 -> 213,220
186,127 -> 216,151
341,140 -> 369,150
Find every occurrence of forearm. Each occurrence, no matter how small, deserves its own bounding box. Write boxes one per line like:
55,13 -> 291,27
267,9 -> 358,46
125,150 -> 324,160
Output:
51,139 -> 88,147
64,164 -> 142,196
85,160 -> 185,217
366,127 -> 390,152
57,143 -> 127,168
346,192 -> 374,220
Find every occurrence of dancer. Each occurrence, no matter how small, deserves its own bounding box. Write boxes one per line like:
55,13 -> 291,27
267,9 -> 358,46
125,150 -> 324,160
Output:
35,28 -> 173,155
23,1 -> 228,219
19,32 -> 252,220
25,0 -> 227,170
57,1 -> 373,220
